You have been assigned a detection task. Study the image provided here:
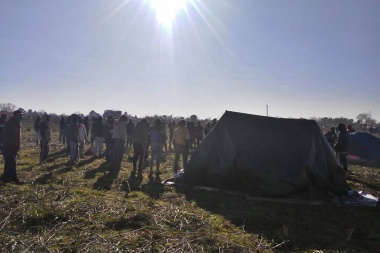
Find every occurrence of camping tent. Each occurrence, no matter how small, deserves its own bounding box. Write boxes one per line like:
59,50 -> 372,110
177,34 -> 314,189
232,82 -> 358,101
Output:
184,111 -> 347,198
348,132 -> 380,162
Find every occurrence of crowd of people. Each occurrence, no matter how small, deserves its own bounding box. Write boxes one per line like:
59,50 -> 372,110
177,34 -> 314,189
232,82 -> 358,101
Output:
0,108 -> 359,185
1,110 -> 218,185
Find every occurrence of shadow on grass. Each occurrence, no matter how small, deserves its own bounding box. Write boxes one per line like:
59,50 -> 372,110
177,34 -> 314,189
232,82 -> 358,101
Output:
140,175 -> 164,199
348,176 -> 380,192
92,164 -> 120,190
176,185 -> 380,252
84,161 -> 109,179
46,149 -> 67,163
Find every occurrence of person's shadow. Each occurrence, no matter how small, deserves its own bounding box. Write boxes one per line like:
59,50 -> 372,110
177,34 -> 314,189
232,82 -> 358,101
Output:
92,164 -> 121,190
140,174 -> 164,199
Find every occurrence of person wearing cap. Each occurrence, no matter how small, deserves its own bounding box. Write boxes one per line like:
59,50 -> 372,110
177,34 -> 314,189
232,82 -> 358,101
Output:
1,110 -> 25,184
39,113 -> 51,164
0,113 -> 7,150
172,120 -> 190,175
112,115 -> 128,170
103,115 -> 115,163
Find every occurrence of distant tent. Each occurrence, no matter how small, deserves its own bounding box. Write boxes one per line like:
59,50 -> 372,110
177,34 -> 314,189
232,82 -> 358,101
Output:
185,111 -> 347,198
348,132 -> 380,162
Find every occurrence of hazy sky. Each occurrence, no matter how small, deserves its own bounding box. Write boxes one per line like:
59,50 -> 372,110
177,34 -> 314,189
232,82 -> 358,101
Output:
1,0 -> 379,120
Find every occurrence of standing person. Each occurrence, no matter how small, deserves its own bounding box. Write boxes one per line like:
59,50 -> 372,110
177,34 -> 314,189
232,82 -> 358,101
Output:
324,126 -> 337,148
131,119 -> 148,177
161,120 -> 168,153
204,121 -> 212,136
195,121 -> 204,147
0,113 -> 7,150
173,120 -> 190,175
149,119 -> 165,176
34,116 -> 41,147
92,116 -> 104,157
210,118 -> 217,129
68,114 -> 79,166
126,119 -> 134,149
65,116 -> 71,154
168,120 -> 176,151
334,123 -> 349,173
1,110 -> 25,184
112,115 -> 128,169
187,121 -> 196,152
77,118 -> 87,158
59,116 -> 67,144
90,116 -> 97,147
39,113 -> 51,164
83,116 -> 90,142
103,115 -> 115,164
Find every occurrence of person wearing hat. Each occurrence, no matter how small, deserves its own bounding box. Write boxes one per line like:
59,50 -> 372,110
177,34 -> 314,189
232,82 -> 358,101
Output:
1,110 -> 25,184
39,113 -> 51,164
0,113 -> 7,150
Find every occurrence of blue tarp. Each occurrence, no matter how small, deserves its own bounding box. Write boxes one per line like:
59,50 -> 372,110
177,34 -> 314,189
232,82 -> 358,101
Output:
348,132 -> 380,162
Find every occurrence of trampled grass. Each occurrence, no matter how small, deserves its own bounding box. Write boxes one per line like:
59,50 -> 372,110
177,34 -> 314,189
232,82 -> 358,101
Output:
0,118 -> 379,252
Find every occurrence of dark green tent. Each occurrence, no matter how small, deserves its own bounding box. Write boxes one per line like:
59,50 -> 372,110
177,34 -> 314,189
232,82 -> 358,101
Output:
185,111 -> 347,198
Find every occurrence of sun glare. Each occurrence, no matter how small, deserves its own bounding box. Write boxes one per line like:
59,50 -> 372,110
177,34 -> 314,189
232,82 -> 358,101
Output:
150,0 -> 187,27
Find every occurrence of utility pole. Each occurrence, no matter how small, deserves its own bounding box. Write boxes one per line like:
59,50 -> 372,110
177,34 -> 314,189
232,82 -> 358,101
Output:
266,105 -> 268,117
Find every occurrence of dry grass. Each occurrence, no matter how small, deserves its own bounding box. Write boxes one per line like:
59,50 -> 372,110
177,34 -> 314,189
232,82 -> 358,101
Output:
0,117 -> 379,252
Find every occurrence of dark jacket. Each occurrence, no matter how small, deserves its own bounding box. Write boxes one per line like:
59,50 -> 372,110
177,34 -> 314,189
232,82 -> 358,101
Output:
40,121 -> 50,141
92,118 -> 104,137
103,121 -> 114,142
34,118 -> 41,132
59,118 -> 67,130
2,116 -> 21,151
334,130 -> 349,153
68,118 -> 79,143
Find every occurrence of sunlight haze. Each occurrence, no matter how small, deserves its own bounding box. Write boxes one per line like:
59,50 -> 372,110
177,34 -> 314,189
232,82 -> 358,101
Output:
0,0 -> 379,120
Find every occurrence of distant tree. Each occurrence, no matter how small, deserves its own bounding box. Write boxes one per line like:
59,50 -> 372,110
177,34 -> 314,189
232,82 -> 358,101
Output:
356,113 -> 371,125
0,103 -> 17,112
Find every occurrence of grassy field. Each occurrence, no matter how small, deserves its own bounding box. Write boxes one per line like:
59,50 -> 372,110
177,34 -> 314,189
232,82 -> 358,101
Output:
0,118 -> 379,252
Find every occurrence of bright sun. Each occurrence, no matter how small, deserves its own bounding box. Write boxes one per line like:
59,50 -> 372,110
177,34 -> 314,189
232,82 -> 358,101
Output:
150,0 -> 187,26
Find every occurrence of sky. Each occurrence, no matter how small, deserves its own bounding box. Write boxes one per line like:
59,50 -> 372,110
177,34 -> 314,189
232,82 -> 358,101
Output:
1,0 -> 379,121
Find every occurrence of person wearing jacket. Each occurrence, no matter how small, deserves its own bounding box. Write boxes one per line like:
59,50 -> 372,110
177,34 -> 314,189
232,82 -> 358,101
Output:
68,114 -> 79,166
34,116 -> 41,147
112,115 -> 128,169
334,123 -> 349,173
0,113 -> 7,150
92,117 -> 104,157
149,119 -> 165,176
77,118 -> 87,158
59,116 -> 67,144
39,113 -> 51,164
131,119 -> 148,177
2,110 -> 24,184
103,115 -> 115,163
